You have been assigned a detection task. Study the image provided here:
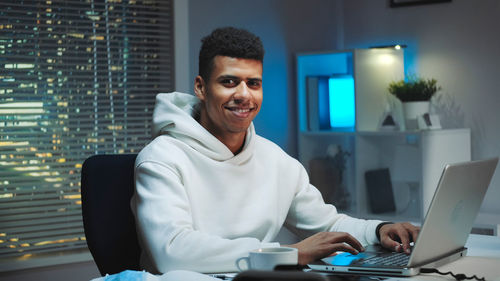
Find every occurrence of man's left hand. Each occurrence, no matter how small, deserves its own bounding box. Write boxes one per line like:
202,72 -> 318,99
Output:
379,222 -> 420,254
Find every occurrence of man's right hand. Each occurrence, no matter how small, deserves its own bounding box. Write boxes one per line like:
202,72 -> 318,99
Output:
283,232 -> 365,265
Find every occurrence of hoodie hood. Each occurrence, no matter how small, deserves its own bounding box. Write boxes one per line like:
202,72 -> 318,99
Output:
152,92 -> 255,162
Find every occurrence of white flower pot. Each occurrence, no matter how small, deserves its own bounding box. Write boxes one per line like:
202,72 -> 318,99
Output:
403,101 -> 430,130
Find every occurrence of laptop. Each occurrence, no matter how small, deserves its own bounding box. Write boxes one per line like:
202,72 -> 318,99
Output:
308,157 -> 499,276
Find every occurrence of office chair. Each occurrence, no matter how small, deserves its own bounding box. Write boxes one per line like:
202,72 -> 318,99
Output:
81,154 -> 141,276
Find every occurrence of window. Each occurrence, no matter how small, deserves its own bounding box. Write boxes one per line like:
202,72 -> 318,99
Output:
0,0 -> 174,260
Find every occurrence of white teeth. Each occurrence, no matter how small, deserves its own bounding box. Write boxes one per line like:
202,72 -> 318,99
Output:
227,108 -> 251,113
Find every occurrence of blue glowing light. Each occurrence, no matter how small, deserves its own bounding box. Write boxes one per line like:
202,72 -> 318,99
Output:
323,252 -> 370,266
329,76 -> 355,129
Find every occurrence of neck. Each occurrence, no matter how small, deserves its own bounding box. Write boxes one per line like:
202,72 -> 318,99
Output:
221,134 -> 246,155
197,110 -> 247,155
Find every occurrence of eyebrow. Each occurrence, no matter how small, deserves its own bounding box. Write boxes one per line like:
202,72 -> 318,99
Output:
217,75 -> 262,82
247,77 -> 262,83
217,75 -> 239,80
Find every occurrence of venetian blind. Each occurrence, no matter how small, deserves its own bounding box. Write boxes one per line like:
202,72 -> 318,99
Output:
0,0 -> 174,259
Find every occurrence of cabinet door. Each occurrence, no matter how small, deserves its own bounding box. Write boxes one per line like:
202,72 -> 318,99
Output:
420,129 -> 471,217
355,133 -> 422,222
299,133 -> 355,212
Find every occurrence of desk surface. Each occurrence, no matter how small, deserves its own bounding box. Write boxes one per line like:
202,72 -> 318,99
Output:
385,234 -> 500,281
210,234 -> 500,281
442,234 -> 500,281
465,234 -> 500,258
90,235 -> 500,281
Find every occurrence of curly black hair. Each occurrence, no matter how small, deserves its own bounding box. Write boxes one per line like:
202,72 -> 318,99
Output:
198,27 -> 264,81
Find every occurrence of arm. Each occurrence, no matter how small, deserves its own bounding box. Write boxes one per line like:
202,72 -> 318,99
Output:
284,166 -> 382,245
132,161 -> 278,273
282,166 -> 383,264
286,221 -> 420,265
283,231 -> 365,265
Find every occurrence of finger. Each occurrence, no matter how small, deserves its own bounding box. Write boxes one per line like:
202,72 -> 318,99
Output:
335,233 -> 365,252
396,228 -> 411,254
410,226 -> 420,244
382,235 -> 401,252
329,243 -> 361,256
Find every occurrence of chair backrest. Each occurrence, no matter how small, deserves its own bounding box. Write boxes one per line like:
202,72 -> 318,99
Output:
81,154 -> 140,276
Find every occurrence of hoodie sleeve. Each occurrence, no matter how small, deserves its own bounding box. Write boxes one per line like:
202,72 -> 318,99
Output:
132,160 -> 279,274
284,164 -> 382,246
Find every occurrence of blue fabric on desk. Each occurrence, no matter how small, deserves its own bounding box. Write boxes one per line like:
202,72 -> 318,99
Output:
90,269 -> 222,281
106,270 -> 147,281
90,270 -> 149,281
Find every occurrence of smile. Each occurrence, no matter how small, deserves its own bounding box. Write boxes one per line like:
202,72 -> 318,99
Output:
224,106 -> 256,117
232,108 -> 251,113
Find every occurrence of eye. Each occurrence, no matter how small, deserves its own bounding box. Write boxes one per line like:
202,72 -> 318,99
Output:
247,79 -> 262,89
220,78 -> 238,87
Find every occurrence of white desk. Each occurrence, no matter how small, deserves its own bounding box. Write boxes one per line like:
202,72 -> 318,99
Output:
465,234 -> 500,258
388,234 -> 500,281
439,234 -> 500,281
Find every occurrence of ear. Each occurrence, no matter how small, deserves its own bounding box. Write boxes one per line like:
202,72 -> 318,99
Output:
194,75 -> 206,101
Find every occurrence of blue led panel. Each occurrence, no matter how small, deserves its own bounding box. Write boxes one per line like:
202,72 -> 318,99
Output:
329,75 -> 355,129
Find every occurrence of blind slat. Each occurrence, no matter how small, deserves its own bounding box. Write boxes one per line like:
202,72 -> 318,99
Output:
3,221 -> 83,234
0,213 -> 82,228
0,241 -> 88,257
0,193 -> 80,205
0,208 -> 82,223
0,204 -> 81,216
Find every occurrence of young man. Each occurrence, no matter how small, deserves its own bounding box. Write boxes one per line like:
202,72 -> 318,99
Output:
131,27 -> 419,274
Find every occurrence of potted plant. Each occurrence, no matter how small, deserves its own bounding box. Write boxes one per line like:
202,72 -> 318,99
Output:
388,77 -> 441,102
388,77 -> 441,129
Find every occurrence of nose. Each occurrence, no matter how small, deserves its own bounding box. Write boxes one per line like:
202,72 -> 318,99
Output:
234,81 -> 250,100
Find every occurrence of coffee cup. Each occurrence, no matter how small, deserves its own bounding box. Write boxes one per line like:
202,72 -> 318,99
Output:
235,247 -> 298,271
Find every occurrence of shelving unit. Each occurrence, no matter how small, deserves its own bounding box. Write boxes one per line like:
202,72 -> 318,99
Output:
299,129 -> 471,222
296,49 -> 472,223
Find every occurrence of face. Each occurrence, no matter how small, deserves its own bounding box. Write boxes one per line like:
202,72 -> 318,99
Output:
195,55 -> 263,139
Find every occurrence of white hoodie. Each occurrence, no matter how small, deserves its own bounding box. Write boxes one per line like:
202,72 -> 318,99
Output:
131,92 -> 382,274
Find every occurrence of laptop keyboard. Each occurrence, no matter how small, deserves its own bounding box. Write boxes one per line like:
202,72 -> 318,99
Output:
358,252 -> 410,267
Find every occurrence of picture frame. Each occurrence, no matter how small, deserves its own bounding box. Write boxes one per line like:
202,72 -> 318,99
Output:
390,0 -> 452,8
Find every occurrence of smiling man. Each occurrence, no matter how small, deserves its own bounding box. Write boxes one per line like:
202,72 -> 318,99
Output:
194,55 -> 263,154
131,27 -> 419,274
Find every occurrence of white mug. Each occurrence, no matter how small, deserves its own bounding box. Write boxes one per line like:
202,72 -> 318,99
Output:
235,247 -> 298,271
